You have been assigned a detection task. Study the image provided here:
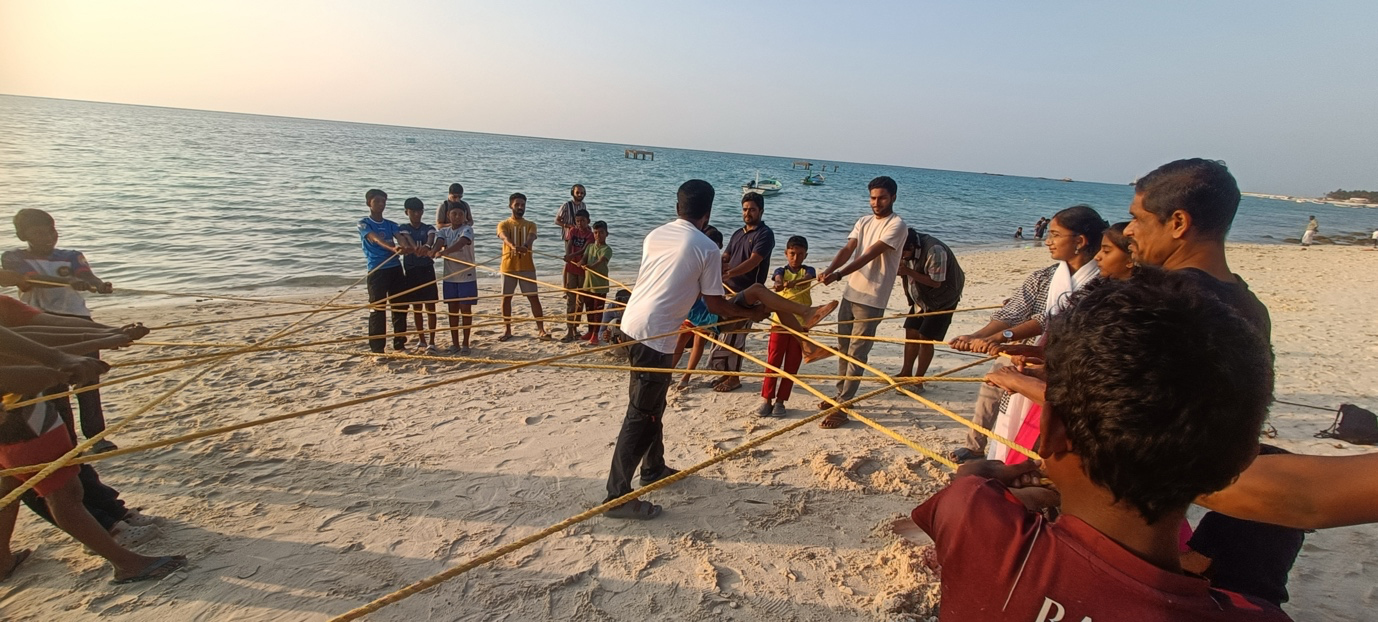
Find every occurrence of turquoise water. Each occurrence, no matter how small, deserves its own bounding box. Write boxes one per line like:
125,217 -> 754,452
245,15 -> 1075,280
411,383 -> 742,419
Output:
2,95 -> 1374,294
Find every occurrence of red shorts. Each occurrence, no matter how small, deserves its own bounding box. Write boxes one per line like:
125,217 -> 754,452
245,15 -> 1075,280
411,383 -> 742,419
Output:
0,427 -> 80,497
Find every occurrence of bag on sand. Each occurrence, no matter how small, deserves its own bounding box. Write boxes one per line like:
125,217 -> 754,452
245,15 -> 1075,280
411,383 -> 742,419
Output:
1316,404 -> 1378,445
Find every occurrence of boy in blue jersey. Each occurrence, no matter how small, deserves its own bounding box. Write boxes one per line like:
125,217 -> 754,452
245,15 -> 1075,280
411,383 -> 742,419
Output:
358,189 -> 413,354
3,209 -> 119,452
398,198 -> 440,354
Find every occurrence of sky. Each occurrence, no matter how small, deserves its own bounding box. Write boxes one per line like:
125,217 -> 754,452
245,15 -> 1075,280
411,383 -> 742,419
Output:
2,0 -> 1375,196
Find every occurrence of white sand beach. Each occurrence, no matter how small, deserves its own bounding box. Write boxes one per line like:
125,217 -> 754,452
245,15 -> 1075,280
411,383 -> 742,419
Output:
2,243 -> 1375,621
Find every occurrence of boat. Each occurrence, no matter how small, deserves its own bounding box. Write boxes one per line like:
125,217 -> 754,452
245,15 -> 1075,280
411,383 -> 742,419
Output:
802,172 -> 826,186
742,172 -> 782,196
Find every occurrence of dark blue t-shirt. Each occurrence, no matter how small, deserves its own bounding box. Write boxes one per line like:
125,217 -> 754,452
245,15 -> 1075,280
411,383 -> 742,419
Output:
724,223 -> 775,293
398,222 -> 437,269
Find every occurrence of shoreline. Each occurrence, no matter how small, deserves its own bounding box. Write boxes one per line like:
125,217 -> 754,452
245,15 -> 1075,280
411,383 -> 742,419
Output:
7,242 -> 1375,621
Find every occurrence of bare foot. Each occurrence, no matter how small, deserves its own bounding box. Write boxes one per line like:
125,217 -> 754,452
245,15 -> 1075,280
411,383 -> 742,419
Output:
804,300 -> 840,328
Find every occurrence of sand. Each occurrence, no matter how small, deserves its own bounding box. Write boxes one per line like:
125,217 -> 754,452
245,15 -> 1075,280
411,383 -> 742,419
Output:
1,243 -> 1374,621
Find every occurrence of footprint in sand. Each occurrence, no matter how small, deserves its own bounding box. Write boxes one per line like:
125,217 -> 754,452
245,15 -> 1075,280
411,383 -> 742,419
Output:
523,414 -> 544,425
340,423 -> 380,435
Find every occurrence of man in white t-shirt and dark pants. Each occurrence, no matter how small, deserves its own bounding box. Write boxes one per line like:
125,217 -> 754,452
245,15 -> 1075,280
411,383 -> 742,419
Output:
604,180 -> 769,519
817,176 -> 908,429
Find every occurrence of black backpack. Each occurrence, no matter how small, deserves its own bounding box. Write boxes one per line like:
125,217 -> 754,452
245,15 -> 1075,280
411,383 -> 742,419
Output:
1316,404 -> 1378,445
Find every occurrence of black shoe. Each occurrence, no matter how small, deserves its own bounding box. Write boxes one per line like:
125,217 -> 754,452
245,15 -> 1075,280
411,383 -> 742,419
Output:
639,467 -> 679,487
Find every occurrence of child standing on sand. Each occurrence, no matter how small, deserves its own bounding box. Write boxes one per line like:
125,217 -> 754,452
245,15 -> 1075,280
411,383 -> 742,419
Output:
496,193 -> 549,341
434,202 -> 477,353
358,189 -> 413,355
562,210 -> 596,342
398,198 -> 440,354
3,209 -> 119,452
580,220 -> 612,345
758,235 -> 818,417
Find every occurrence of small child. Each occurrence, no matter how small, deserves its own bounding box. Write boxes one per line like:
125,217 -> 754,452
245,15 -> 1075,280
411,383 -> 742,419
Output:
398,198 -> 440,354
433,203 -> 477,353
496,193 -> 549,341
357,189 -> 412,355
759,235 -> 817,417
2,209 -> 118,451
904,270 -> 1290,621
580,221 -> 612,345
1094,221 -> 1135,280
562,210 -> 595,342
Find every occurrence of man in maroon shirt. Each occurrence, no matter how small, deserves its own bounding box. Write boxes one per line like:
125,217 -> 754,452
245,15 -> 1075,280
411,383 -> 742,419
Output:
909,270 -> 1291,621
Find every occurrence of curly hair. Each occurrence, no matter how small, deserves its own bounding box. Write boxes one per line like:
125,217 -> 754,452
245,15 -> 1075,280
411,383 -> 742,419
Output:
1043,267 -> 1273,524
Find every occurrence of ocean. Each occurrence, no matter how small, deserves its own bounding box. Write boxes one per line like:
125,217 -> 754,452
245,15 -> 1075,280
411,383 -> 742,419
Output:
2,95 -> 1373,296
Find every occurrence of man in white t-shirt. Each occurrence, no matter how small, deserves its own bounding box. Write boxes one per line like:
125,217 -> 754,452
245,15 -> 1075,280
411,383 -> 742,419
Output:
817,176 -> 908,428
603,180 -> 768,520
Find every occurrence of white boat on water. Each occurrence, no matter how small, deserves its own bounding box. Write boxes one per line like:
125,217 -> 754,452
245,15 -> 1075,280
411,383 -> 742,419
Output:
742,172 -> 783,196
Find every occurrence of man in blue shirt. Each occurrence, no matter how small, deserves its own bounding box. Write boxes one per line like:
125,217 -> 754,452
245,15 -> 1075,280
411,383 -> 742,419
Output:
706,192 -> 775,392
358,189 -> 411,354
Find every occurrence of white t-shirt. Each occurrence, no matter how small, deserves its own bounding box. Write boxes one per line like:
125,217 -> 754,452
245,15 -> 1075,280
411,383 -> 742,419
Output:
620,219 -> 725,353
435,225 -> 476,283
843,212 -> 908,309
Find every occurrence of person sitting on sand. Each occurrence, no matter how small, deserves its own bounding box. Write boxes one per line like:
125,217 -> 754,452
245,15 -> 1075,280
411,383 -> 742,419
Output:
601,180 -> 771,520
816,176 -> 908,429
0,326 -> 187,584
896,228 -> 964,392
902,270 -> 1291,621
1094,221 -> 1136,280
496,193 -> 550,341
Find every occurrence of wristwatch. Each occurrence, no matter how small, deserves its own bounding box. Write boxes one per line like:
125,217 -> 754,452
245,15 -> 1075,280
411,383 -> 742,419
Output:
1001,329 -> 1015,342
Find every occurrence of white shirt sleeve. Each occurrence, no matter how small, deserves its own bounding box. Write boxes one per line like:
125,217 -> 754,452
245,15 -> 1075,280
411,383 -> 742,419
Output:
699,247 -> 725,297
880,216 -> 907,252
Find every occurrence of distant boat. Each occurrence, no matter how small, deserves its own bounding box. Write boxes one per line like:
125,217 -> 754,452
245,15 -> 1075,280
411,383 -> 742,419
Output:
802,173 -> 826,186
1060,178 -> 1073,182
742,172 -> 782,196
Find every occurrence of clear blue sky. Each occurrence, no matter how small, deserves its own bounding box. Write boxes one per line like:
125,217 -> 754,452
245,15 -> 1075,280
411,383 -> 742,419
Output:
2,0 -> 1374,195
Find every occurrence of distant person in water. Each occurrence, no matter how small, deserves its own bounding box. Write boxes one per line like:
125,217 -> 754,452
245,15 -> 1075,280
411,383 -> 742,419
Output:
1300,215 -> 1318,247
1033,217 -> 1049,239
1013,226 -> 1024,240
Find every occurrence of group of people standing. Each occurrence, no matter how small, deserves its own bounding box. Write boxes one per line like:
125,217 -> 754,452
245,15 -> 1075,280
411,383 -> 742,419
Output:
602,159 -> 1325,621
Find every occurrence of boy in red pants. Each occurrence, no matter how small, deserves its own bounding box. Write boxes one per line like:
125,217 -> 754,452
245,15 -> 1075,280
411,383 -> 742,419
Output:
758,236 -> 820,417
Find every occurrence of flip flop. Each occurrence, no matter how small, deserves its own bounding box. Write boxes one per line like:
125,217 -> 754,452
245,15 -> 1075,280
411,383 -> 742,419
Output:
804,300 -> 840,329
819,411 -> 849,429
1,549 -> 32,582
497,334 -> 513,342
712,379 -> 741,393
605,499 -> 662,520
110,555 -> 187,585
537,333 -> 555,341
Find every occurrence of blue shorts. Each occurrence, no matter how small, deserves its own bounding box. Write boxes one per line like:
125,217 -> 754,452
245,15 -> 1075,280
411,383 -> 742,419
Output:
443,281 -> 478,304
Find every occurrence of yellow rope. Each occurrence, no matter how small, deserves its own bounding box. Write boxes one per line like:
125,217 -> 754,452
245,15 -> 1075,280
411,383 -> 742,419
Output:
809,303 -> 1004,329
0,319 -> 736,478
0,253 -> 402,508
698,331 -> 960,469
325,383 -> 902,622
773,318 -> 1040,461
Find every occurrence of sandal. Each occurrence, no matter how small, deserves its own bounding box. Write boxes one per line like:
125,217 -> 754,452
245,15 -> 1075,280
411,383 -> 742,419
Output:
712,378 -> 741,393
819,411 -> 849,429
497,334 -> 513,342
110,555 -> 188,585
605,499 -> 662,520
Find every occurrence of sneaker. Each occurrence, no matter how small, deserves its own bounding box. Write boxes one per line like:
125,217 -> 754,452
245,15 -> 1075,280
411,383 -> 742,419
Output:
89,439 -> 119,454
772,401 -> 788,417
755,400 -> 774,417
